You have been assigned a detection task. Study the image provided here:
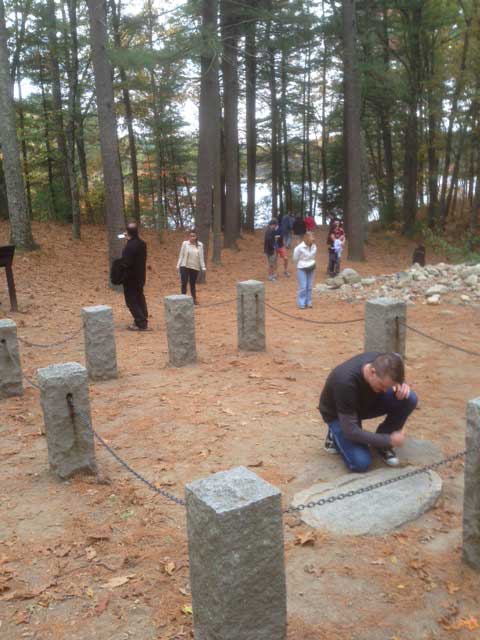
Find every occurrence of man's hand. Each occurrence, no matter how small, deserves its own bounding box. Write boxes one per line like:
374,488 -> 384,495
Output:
390,430 -> 406,447
393,383 -> 410,400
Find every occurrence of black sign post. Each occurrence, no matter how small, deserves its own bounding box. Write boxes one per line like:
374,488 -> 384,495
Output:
0,245 -> 18,312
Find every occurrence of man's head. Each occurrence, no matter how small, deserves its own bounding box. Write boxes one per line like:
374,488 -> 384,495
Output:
268,219 -> 277,228
367,352 -> 405,393
126,222 -> 139,239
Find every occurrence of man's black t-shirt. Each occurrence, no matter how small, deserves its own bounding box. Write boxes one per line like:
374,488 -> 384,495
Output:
122,236 -> 147,287
319,351 -> 392,448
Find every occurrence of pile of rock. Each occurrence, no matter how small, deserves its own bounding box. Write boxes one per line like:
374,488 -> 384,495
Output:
314,262 -> 480,307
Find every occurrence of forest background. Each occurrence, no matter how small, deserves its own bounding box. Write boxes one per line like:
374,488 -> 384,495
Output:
0,0 -> 479,267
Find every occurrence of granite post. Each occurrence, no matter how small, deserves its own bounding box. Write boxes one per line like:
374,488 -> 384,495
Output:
463,397 -> 480,570
37,362 -> 96,479
164,295 -> 196,367
0,319 -> 23,398
186,466 -> 287,640
237,280 -> 265,352
364,297 -> 406,357
82,305 -> 117,380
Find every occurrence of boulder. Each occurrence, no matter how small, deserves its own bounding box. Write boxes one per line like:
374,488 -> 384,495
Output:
339,268 -> 361,284
427,294 -> 441,305
465,274 -> 478,287
326,276 -> 344,289
361,277 -> 376,286
425,284 -> 449,296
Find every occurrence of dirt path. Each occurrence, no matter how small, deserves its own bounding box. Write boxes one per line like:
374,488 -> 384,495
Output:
1,222 -> 479,639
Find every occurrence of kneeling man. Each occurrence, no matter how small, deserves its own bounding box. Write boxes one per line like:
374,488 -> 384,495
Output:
319,352 -> 417,472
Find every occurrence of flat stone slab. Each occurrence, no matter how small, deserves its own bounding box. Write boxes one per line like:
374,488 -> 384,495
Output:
397,438 -> 442,466
292,467 -> 442,535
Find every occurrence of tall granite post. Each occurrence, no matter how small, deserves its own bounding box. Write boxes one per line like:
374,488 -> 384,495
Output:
82,305 -> 117,381
364,297 -> 406,357
463,397 -> 480,570
186,466 -> 287,640
37,362 -> 96,479
164,295 -> 196,367
0,319 -> 23,398
237,280 -> 265,352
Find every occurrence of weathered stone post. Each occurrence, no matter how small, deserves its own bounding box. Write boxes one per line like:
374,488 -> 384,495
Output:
463,397 -> 480,570
37,362 -> 96,479
186,466 -> 287,640
364,297 -> 406,357
81,305 -> 117,381
0,319 -> 23,398
237,280 -> 265,352
164,295 -> 196,367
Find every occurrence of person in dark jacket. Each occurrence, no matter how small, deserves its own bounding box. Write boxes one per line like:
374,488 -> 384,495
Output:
122,222 -> 148,331
264,219 -> 278,281
292,216 -> 306,243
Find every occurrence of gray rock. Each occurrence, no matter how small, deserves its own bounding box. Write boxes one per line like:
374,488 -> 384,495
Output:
398,438 -> 442,465
0,319 -> 23,398
326,276 -> 344,289
361,277 -> 376,286
364,297 -> 406,356
314,284 -> 330,294
425,284 -> 449,296
465,274 -> 478,287
463,398 -> 480,569
426,294 -> 441,305
412,272 -> 427,281
292,467 -> 442,535
461,294 -> 471,302
82,305 -> 117,381
37,362 -> 96,479
186,467 -> 286,640
237,280 -> 266,352
340,268 -> 361,284
164,295 -> 196,367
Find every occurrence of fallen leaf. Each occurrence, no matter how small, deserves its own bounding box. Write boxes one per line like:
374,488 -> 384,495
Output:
101,574 -> 136,589
95,594 -> 111,615
164,562 -> 176,576
181,604 -> 193,615
295,531 -> 316,546
448,617 -> 479,631
390,555 -> 398,565
247,460 -> 263,468
85,526 -> 111,541
85,547 -> 97,561
446,582 -> 461,594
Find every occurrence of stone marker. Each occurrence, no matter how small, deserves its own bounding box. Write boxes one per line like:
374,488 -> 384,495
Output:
37,362 -> 96,479
186,466 -> 286,640
237,280 -> 265,351
292,467 -> 442,536
463,397 -> 480,570
82,305 -> 117,381
164,295 -> 196,367
364,297 -> 406,356
0,319 -> 23,398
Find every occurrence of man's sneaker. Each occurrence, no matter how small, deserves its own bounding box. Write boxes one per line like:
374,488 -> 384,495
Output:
324,432 -> 339,454
378,447 -> 399,467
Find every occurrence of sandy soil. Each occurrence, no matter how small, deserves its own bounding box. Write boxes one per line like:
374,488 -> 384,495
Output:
0,221 -> 479,640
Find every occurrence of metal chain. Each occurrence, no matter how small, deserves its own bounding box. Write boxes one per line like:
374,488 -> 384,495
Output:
17,326 -> 83,349
286,449 -> 466,513
266,302 -> 364,325
400,320 -> 480,358
198,297 -> 236,309
66,397 -> 186,507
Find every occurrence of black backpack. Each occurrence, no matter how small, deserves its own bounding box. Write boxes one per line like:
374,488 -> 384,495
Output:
110,258 -> 127,285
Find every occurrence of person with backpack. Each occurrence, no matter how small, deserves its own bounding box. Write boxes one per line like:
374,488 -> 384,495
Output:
121,222 -> 148,331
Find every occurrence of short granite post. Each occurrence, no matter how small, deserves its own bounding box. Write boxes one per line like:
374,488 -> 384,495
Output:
364,297 -> 406,357
37,362 -> 96,479
82,305 -> 117,381
0,319 -> 23,398
237,280 -> 265,352
164,295 -> 196,367
186,466 -> 287,640
463,398 -> 480,570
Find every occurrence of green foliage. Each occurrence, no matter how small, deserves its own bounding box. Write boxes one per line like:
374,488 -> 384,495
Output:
420,225 -> 480,264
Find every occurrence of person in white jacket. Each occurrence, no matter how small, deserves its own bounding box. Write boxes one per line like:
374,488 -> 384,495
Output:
292,232 -> 317,309
176,229 -> 206,305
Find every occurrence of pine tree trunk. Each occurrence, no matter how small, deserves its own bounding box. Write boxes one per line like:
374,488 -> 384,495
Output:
321,0 -> 328,222
76,114 -> 94,223
244,0 -> 256,232
15,76 -> 32,221
86,0 -> 125,266
343,0 -> 364,260
0,0 -> 35,249
280,46 -> 292,215
266,1 -> 278,220
39,54 -> 59,219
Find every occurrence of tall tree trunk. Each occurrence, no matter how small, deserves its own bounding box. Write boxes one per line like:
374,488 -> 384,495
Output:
306,46 -> 313,216
110,0 -> 140,223
46,0 -> 72,222
15,76 -> 32,221
320,0 -> 328,222
221,0 -> 241,248
86,0 -> 125,267
244,0 -> 256,232
38,54 -> 58,219
343,0 -> 364,260
76,114 -> 94,223
196,0 -> 222,267
379,1 -> 394,225
280,46 -> 292,215
0,0 -> 35,248
266,1 -> 278,219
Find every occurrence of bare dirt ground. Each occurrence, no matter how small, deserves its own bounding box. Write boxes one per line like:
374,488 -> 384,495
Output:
0,221 -> 479,640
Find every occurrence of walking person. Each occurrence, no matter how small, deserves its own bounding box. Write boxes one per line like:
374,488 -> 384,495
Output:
319,352 -> 417,472
293,231 -> 317,309
280,212 -> 294,249
176,229 -> 206,305
121,222 -> 148,331
292,216 -> 306,244
264,219 -> 278,281
274,220 -> 290,277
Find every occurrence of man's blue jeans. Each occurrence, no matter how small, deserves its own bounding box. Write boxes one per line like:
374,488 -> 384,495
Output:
297,267 -> 315,308
327,389 -> 418,473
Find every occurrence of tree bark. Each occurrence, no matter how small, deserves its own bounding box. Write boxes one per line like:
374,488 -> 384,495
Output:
0,0 -> 35,249
280,45 -> 292,215
244,0 -> 256,232
343,0 -> 364,260
38,53 -> 59,219
86,0 -> 125,266
266,0 -> 279,219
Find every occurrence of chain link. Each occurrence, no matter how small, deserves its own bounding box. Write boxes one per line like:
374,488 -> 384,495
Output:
66,397 -> 186,507
400,320 -> 480,358
266,302 -> 364,325
198,297 -> 236,309
17,326 -> 83,349
286,449 -> 466,513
